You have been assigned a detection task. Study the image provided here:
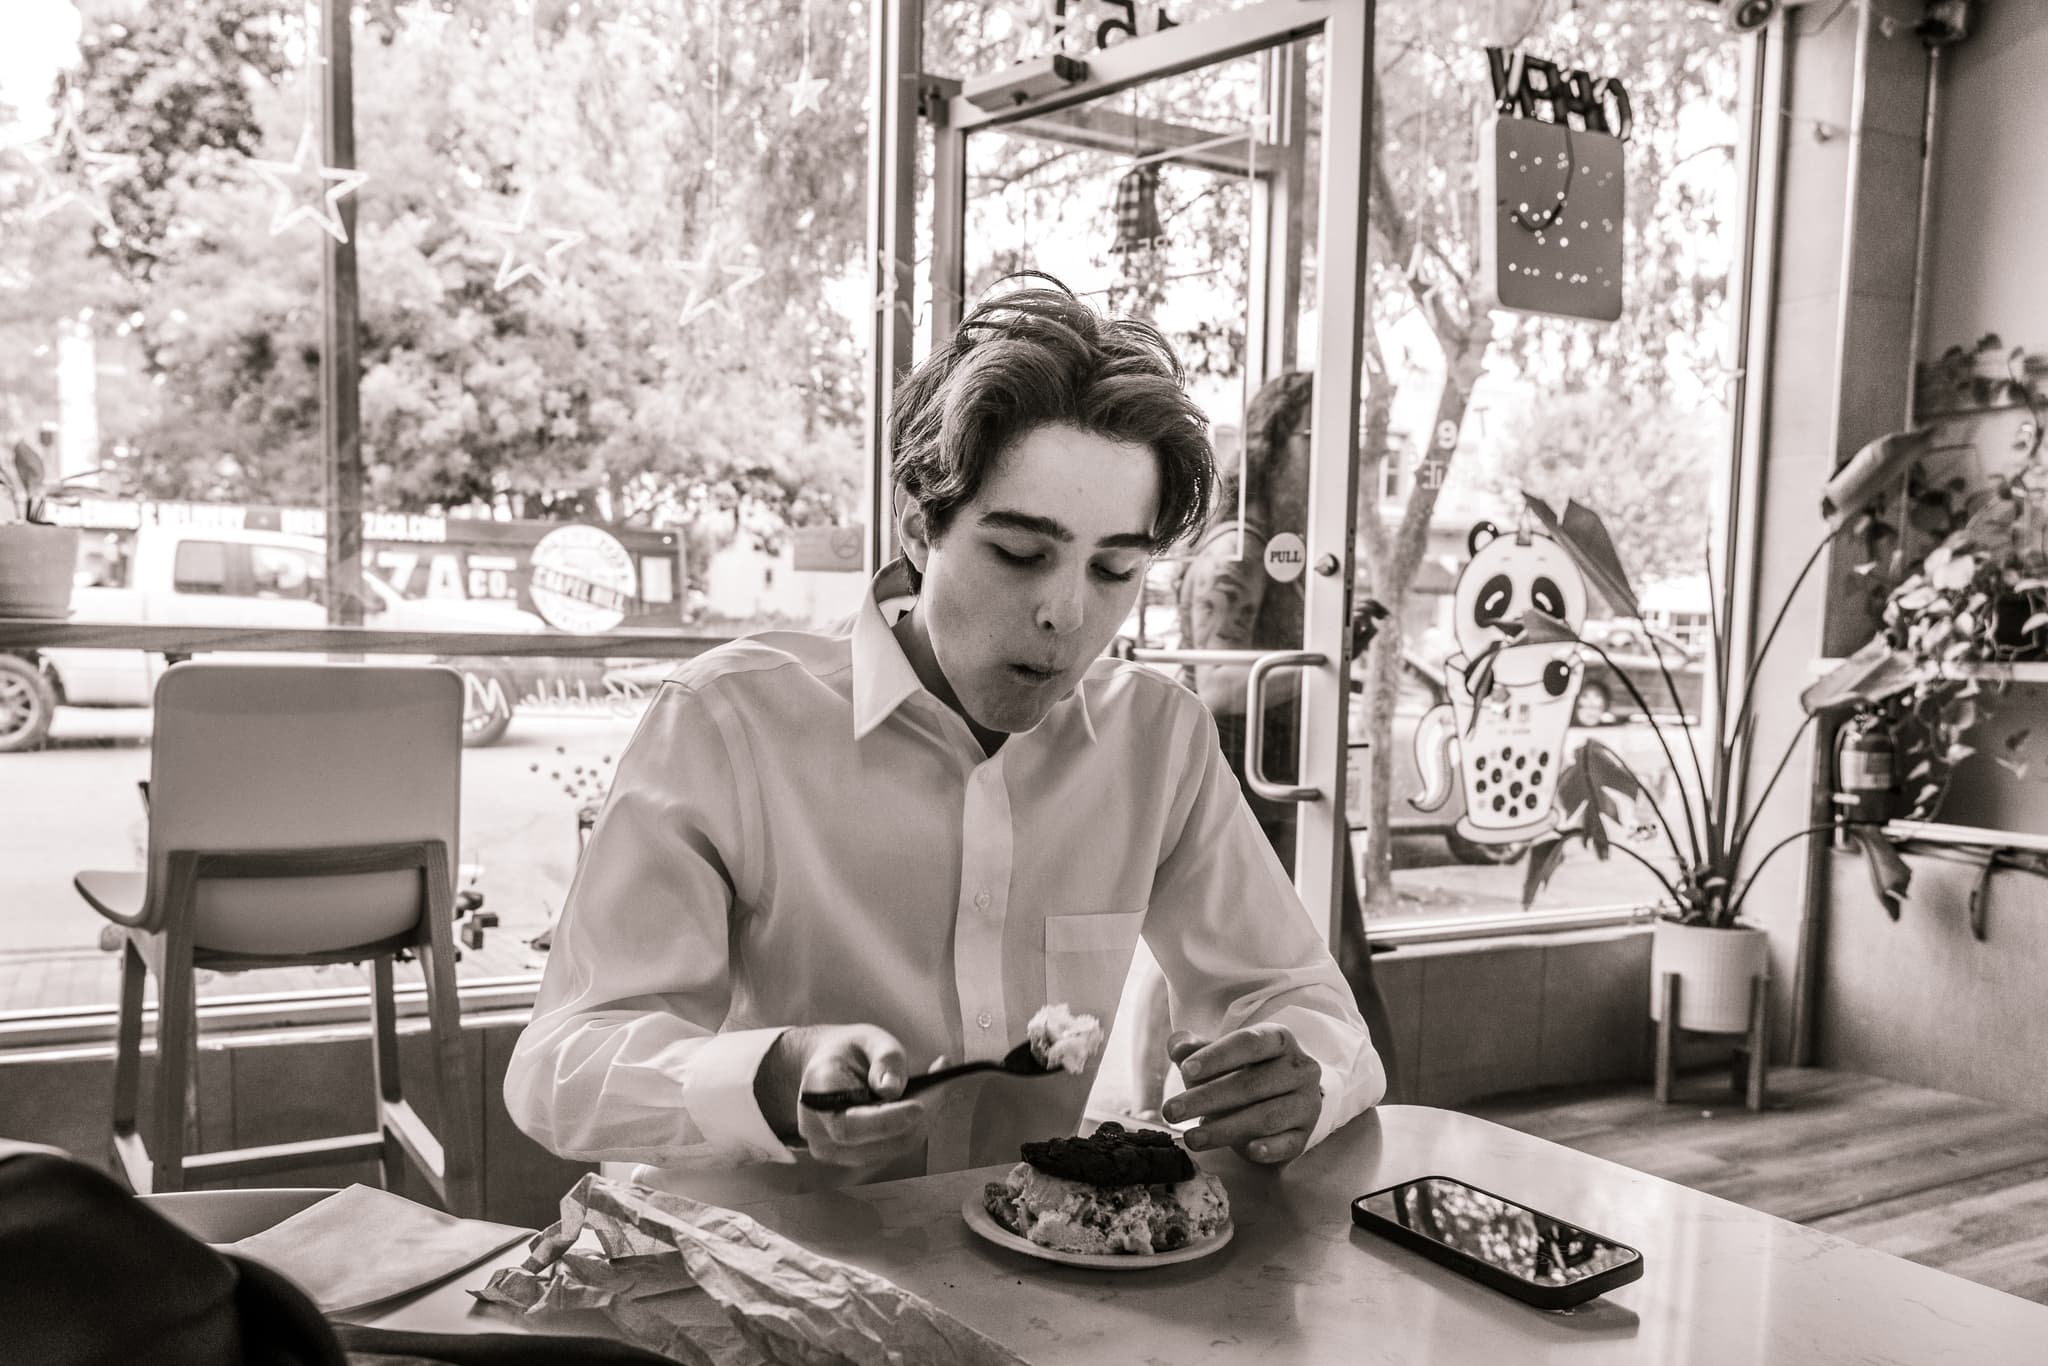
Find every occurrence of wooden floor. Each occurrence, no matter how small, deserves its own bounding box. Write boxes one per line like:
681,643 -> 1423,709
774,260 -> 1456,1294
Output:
1465,1068 -> 2048,1306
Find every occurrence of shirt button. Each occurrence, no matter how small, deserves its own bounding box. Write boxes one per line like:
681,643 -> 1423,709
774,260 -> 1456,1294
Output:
977,1011 -> 993,1029
973,890 -> 992,910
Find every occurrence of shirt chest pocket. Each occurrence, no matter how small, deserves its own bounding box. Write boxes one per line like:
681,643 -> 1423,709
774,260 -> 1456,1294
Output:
1043,912 -> 1147,1022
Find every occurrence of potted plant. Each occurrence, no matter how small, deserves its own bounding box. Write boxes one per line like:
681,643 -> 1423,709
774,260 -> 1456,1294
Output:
1510,443 -> 1919,1034
0,440 -> 81,621
1805,365 -> 2048,822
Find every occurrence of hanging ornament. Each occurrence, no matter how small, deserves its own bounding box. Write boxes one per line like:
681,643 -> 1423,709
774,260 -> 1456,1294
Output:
872,248 -> 917,326
20,105 -> 139,237
785,71 -> 830,116
247,123 -> 370,244
1109,163 -> 1166,256
669,241 -> 764,326
666,0 -> 763,327
783,0 -> 830,116
472,191 -> 586,292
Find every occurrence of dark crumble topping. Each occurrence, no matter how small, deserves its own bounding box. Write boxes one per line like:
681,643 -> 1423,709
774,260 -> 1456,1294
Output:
1021,1121 -> 1196,1186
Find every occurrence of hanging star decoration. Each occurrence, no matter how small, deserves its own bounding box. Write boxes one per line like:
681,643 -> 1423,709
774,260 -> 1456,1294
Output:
784,0 -> 830,116
669,241 -> 765,326
1692,356 -> 1747,405
472,192 -> 587,292
19,107 -> 139,237
247,123 -> 370,244
784,69 -> 830,116
872,249 -> 917,326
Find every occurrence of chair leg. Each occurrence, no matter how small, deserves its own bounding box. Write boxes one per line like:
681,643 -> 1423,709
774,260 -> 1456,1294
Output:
110,937 -> 149,1191
1745,976 -> 1770,1112
370,954 -> 407,1193
1653,973 -> 1680,1104
418,854 -> 480,1218
152,940 -> 196,1195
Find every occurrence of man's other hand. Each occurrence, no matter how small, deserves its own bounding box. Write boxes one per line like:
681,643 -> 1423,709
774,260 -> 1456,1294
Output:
755,1024 -> 932,1167
1160,1024 -> 1322,1165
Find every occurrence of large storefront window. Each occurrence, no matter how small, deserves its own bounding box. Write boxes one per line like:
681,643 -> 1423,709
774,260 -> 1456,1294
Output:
0,0 -> 872,1019
1351,0 -> 1747,931
0,0 -> 1753,1024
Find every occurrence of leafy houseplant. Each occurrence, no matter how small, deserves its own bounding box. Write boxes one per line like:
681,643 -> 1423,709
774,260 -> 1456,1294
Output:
1808,347 -> 2048,822
0,440 -> 82,621
1502,452 -> 1920,1026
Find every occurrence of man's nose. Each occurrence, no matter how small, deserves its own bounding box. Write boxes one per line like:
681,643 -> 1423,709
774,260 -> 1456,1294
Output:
1036,575 -> 1086,635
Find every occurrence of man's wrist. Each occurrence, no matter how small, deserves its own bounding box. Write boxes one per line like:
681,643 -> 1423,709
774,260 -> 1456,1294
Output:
753,1027 -> 808,1143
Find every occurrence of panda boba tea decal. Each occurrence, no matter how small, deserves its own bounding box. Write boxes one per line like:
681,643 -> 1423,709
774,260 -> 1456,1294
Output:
1410,518 -> 1589,848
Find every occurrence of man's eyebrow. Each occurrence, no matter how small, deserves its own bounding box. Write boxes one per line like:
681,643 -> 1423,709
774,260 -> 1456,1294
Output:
977,508 -> 1153,550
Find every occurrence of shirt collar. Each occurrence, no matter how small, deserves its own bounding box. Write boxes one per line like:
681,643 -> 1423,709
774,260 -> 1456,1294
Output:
850,557 -> 1097,746
851,559 -> 926,741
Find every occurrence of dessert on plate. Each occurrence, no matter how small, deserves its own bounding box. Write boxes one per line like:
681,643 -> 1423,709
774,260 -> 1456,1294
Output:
983,1122 -> 1230,1255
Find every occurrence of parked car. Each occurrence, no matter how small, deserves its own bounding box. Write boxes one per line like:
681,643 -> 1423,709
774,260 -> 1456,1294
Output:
1,525 -> 548,753
1572,619 -> 1706,728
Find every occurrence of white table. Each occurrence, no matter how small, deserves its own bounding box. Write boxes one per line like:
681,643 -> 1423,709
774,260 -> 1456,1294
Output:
355,1104 -> 2048,1364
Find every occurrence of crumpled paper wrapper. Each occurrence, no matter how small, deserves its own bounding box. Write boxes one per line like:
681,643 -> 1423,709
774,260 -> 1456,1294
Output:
476,1174 -> 1029,1366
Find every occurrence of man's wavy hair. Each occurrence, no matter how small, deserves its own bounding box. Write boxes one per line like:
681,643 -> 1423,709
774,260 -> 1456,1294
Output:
889,275 -> 1215,567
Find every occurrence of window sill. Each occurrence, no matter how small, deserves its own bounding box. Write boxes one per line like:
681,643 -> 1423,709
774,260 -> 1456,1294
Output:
1369,903 -> 1658,948
0,973 -> 543,1055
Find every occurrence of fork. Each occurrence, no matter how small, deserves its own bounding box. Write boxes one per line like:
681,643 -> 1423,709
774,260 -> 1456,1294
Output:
798,1038 -> 1058,1112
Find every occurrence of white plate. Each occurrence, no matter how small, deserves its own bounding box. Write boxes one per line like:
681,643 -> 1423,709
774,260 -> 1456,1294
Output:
960,1192 -> 1233,1270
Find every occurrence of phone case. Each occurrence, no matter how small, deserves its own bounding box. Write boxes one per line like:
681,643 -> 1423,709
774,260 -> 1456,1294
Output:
1351,1177 -> 1644,1311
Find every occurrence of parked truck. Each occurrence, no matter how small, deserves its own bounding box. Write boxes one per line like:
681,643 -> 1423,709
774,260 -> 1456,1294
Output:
2,523 -> 547,752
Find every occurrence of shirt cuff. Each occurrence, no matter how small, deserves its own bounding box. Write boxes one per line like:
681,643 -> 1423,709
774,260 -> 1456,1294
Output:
674,1027 -> 798,1166
1274,1006 -> 1385,1153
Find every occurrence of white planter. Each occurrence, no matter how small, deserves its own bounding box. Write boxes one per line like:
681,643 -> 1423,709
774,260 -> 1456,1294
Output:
1649,920 -> 1769,1034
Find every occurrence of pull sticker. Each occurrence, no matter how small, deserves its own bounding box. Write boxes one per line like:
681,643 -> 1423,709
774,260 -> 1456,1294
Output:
1263,531 -> 1306,583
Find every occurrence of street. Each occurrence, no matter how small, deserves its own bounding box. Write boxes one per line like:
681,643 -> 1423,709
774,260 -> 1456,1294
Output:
1,705 -> 1677,1012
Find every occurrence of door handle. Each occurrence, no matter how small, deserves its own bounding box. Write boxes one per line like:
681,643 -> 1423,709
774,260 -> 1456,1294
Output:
1244,650 -> 1325,804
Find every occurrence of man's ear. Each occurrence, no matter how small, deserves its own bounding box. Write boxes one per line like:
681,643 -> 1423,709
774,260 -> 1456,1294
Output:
893,486 -> 932,575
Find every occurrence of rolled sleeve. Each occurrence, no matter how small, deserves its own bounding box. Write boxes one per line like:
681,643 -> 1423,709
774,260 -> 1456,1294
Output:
1143,700 -> 1385,1149
503,680 -> 798,1170
674,1026 -> 795,1164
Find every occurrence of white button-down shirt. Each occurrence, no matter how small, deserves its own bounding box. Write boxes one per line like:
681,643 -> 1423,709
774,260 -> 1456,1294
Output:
504,562 -> 1383,1204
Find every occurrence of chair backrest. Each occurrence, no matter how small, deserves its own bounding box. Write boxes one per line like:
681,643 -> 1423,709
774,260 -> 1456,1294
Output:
146,663 -> 464,955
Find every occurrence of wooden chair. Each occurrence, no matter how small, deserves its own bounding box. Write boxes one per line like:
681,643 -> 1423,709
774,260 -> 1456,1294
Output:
75,663 -> 480,1216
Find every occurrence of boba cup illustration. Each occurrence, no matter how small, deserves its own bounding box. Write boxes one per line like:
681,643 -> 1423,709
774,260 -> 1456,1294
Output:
1412,642 -> 1583,843
1409,519 -> 1591,847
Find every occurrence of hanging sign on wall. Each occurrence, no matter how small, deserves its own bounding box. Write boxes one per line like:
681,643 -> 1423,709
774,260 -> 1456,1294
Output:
1051,0 -> 1177,55
1477,48 -> 1630,324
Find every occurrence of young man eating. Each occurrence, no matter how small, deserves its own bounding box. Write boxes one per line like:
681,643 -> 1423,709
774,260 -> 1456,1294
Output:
504,281 -> 1385,1204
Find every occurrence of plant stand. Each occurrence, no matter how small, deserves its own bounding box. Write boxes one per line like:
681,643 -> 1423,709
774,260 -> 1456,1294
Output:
1653,971 -> 1769,1111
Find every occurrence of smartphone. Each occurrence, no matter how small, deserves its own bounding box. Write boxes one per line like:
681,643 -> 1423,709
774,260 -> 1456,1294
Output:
1351,1176 -> 1643,1311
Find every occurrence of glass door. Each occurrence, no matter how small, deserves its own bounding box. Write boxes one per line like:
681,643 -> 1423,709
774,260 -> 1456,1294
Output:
924,0 -> 1375,945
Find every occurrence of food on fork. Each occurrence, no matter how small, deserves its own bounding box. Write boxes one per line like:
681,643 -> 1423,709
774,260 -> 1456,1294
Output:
1026,1003 -> 1105,1075
983,1122 -> 1230,1255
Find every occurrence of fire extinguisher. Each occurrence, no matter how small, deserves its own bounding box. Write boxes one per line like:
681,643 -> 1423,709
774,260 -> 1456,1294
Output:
1832,710 -> 1898,828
